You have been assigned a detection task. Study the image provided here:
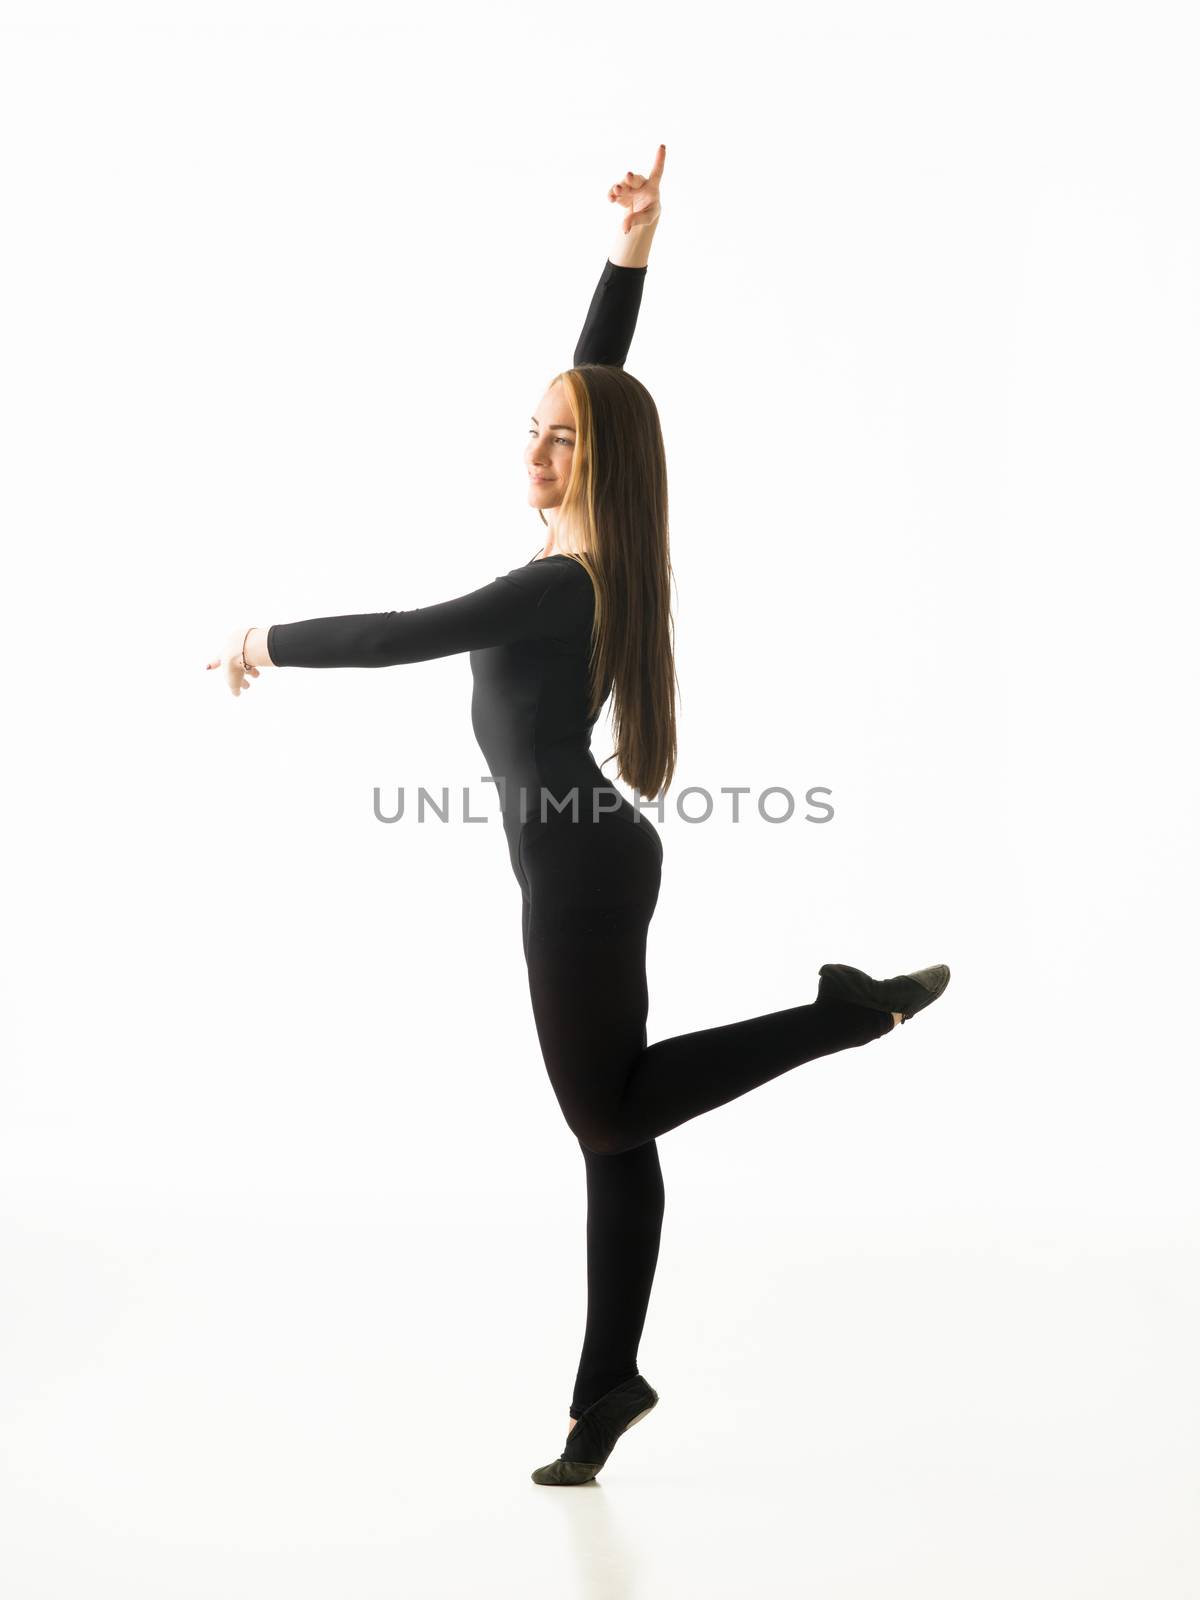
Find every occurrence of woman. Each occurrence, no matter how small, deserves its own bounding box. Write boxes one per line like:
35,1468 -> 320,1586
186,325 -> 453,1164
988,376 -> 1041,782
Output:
207,144 -> 950,1487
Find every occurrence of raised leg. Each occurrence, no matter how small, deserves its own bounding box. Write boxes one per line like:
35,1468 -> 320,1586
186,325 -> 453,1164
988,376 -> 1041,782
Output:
525,888 -> 891,1157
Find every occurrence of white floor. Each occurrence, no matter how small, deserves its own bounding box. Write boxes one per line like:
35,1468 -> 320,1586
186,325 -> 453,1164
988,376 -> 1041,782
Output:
2,1181 -> 1195,1599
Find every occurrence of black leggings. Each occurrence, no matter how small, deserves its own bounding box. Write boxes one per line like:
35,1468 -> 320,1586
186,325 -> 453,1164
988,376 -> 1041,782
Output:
516,807 -> 894,1419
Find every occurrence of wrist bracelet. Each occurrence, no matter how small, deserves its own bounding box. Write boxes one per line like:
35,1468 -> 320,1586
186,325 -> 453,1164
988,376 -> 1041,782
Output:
237,625 -> 255,673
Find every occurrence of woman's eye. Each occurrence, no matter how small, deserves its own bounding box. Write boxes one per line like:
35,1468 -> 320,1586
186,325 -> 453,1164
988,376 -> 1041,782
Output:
527,430 -> 573,445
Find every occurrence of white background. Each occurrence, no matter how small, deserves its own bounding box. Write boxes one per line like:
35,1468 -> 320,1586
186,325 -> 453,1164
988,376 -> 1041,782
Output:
2,1 -> 1196,1594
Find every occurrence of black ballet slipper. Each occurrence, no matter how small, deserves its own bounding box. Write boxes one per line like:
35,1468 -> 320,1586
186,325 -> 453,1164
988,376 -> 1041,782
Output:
530,1374 -> 659,1486
817,961 -> 950,1025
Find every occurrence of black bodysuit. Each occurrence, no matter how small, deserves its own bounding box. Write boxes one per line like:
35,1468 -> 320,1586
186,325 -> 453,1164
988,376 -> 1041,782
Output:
265,259 -> 891,1419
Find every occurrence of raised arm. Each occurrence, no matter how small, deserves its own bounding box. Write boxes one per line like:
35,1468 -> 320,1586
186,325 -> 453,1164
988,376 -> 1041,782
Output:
573,261 -> 648,369
573,144 -> 665,369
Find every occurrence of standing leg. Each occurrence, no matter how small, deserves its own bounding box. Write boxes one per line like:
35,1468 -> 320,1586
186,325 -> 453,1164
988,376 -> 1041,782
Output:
520,824 -> 665,1419
571,1112 -> 665,1418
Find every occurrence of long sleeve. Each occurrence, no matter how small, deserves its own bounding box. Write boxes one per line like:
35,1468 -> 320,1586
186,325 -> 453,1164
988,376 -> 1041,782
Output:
267,562 -> 579,669
573,259 -> 648,369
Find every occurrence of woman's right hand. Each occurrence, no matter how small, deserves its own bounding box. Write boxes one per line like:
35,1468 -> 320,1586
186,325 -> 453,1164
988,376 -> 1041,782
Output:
608,143 -> 666,234
206,628 -> 261,697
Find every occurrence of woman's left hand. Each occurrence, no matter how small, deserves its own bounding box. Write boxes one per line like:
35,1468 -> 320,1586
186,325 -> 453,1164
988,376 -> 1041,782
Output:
608,143 -> 666,234
206,629 -> 260,697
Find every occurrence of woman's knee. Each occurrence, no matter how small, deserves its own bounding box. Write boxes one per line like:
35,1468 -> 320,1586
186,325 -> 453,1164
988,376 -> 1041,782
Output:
574,1121 -> 631,1157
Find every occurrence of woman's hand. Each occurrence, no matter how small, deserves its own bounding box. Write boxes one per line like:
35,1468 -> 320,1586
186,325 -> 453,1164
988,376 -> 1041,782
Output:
206,629 -> 260,697
608,143 -> 666,234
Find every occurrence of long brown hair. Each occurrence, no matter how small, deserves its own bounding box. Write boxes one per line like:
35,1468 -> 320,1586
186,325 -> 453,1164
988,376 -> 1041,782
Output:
536,364 -> 678,800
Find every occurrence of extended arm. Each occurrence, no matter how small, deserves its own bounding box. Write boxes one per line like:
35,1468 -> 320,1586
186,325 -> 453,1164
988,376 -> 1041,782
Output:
256,564 -> 575,670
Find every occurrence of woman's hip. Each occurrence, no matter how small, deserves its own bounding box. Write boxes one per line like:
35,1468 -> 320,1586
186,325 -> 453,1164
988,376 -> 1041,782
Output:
517,803 -> 662,915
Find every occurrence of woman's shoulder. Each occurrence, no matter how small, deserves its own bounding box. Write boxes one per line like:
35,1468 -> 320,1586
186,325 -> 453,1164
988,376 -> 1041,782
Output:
503,554 -> 593,589
498,555 -> 593,632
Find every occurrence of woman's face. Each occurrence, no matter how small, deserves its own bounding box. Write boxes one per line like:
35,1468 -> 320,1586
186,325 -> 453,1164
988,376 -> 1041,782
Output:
525,382 -> 576,511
